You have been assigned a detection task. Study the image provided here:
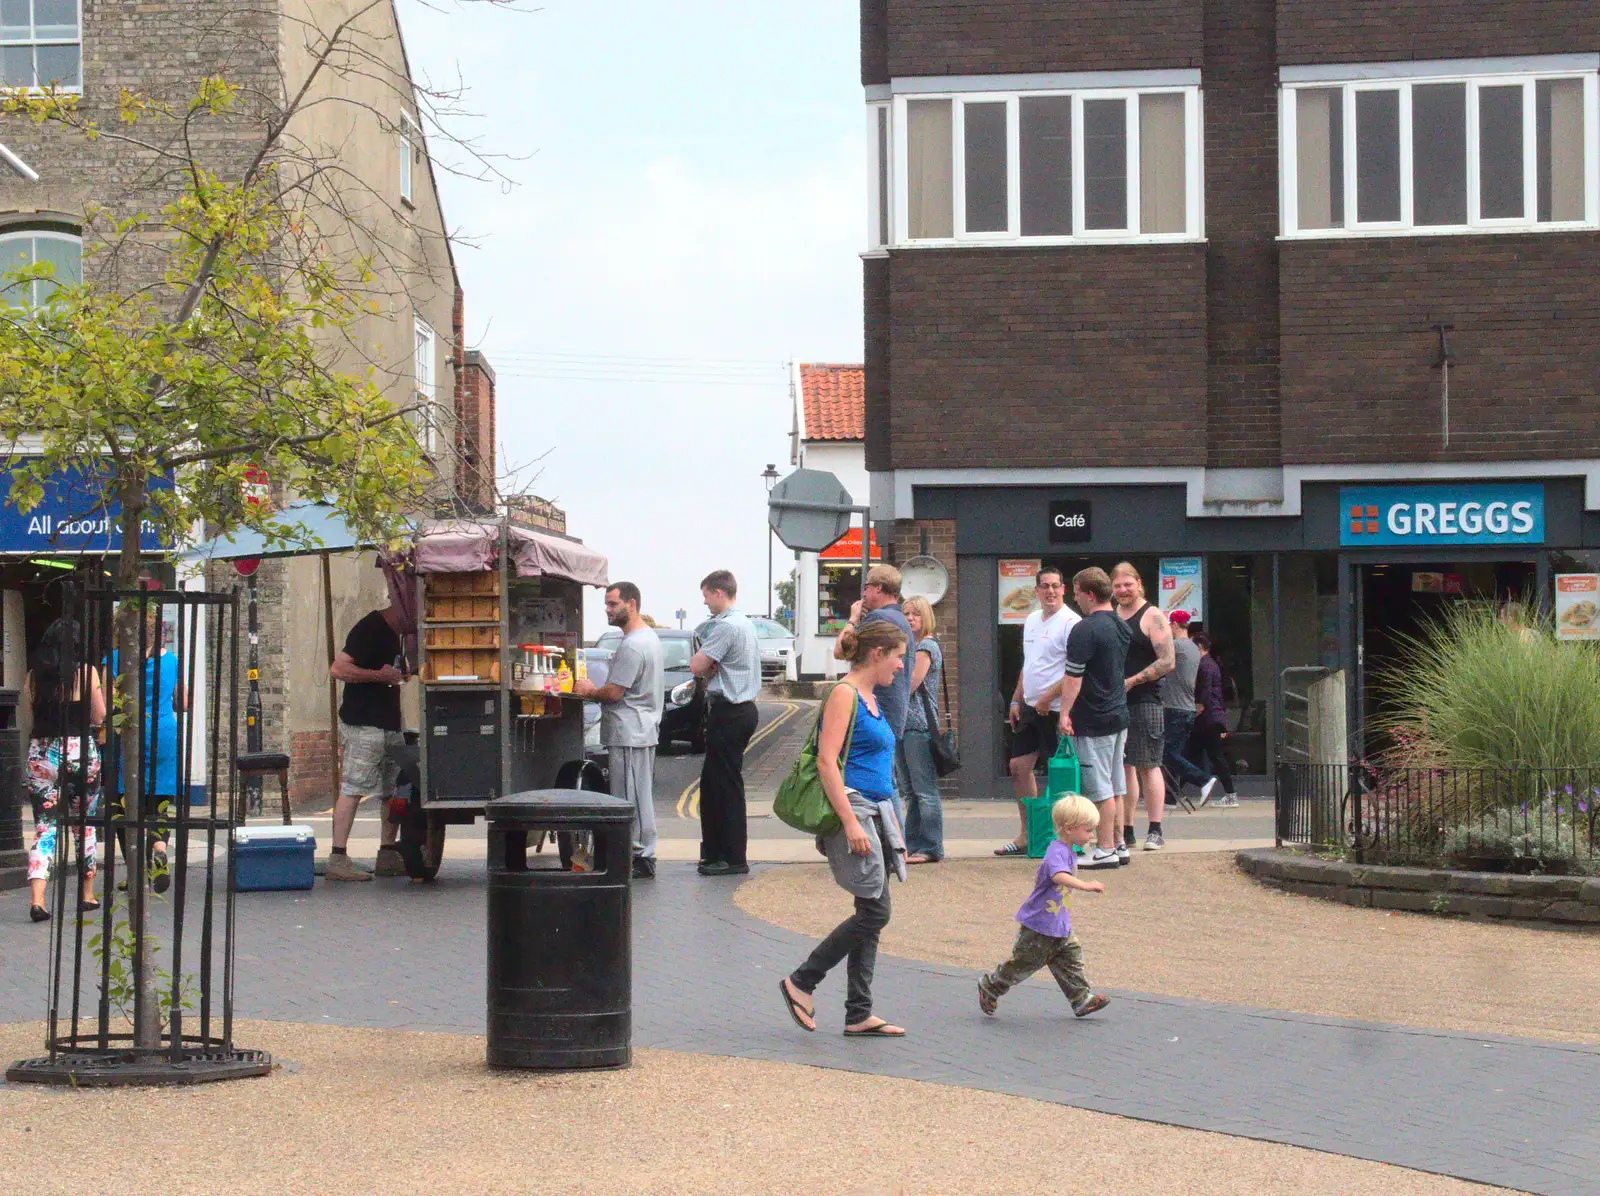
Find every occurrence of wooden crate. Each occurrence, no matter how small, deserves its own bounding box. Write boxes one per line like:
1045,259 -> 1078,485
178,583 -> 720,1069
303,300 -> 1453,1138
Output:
425,594 -> 500,624
426,571 -> 498,597
425,625 -> 500,650
424,648 -> 501,683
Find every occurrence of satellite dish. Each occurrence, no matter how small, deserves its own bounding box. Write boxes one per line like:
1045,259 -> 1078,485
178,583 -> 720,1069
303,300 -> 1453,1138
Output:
900,555 -> 949,604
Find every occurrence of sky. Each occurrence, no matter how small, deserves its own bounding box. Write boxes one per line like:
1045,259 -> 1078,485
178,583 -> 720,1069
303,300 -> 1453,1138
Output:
396,0 -> 866,632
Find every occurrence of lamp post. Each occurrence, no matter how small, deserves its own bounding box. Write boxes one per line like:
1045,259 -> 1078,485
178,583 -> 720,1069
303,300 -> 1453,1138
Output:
762,463 -> 779,618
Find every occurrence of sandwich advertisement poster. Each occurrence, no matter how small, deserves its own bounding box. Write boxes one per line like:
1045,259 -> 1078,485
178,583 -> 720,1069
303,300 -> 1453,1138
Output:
998,559 -> 1041,624
1158,557 -> 1204,623
1555,574 -> 1600,641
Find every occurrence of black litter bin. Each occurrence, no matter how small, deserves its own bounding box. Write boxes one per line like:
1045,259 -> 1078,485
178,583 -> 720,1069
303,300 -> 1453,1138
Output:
485,789 -> 635,1070
0,689 -> 24,888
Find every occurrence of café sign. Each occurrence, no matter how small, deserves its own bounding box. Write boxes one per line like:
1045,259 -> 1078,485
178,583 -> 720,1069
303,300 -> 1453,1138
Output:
1339,483 -> 1544,547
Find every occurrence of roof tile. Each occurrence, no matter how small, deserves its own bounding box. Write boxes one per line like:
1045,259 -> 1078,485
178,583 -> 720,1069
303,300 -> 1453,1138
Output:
799,363 -> 865,441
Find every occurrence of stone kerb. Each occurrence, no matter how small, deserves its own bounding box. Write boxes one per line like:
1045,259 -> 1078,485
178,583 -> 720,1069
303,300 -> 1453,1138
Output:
1236,848 -> 1600,926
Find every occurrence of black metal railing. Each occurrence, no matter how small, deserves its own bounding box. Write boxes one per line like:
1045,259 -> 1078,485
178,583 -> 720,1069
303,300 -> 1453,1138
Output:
1277,759 -> 1600,872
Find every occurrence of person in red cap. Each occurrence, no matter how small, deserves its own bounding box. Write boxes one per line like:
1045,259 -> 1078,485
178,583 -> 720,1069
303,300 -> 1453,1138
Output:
1159,609 -> 1220,815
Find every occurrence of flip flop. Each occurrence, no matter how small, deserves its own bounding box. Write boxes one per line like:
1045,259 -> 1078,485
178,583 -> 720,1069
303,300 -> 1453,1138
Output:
993,842 -> 1025,856
844,1020 -> 906,1038
905,853 -> 936,865
778,978 -> 815,1033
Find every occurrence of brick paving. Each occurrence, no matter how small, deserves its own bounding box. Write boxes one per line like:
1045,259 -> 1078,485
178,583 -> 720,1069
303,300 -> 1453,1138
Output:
3,862 -> 1598,1194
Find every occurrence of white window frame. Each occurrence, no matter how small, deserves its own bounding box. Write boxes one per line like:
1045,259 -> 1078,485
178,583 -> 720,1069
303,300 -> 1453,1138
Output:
398,111 -> 419,206
0,0 -> 82,94
0,227 -> 80,308
413,317 -> 437,455
1281,69 -> 1599,238
866,102 -> 891,252
885,85 -> 1203,248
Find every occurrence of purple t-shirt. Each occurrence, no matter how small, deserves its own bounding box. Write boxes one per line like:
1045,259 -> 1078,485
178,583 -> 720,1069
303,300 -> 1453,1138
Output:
1015,839 -> 1076,937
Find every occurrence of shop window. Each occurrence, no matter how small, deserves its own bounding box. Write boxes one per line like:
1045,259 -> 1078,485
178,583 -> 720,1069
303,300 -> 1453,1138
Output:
1283,65 -> 1598,236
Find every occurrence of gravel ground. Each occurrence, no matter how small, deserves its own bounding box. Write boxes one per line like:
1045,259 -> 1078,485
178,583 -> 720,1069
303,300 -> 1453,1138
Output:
734,853 -> 1600,1045
0,1020 -> 1509,1196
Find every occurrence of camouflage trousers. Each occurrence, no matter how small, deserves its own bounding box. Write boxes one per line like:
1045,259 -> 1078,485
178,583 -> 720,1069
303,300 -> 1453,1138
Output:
980,926 -> 1091,1010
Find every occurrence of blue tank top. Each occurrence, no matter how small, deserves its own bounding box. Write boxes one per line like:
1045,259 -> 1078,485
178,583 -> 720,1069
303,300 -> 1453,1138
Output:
842,691 -> 896,802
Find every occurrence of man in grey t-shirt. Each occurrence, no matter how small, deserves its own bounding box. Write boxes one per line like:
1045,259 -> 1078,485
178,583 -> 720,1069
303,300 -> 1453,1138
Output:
1159,610 -> 1216,808
574,581 -> 664,879
689,569 -> 761,876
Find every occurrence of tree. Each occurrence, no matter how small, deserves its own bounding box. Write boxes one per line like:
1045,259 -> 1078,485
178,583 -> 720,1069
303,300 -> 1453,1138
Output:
0,1 -> 518,1048
774,577 -> 797,631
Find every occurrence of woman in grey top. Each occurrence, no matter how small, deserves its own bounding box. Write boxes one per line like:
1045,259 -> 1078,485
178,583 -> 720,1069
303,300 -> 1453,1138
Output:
900,596 -> 946,863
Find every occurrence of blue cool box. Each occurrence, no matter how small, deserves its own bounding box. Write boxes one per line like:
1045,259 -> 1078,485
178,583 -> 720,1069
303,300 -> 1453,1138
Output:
233,825 -> 317,892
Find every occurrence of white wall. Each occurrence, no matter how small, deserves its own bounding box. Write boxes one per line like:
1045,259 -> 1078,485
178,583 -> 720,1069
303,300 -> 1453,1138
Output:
792,438 -> 868,680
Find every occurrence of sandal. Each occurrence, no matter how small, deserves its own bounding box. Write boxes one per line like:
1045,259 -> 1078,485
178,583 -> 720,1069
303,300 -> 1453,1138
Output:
1074,994 -> 1111,1018
152,845 -> 171,895
843,1018 -> 906,1038
778,978 -> 816,1033
906,853 -> 936,865
993,841 -> 1026,856
978,980 -> 997,1017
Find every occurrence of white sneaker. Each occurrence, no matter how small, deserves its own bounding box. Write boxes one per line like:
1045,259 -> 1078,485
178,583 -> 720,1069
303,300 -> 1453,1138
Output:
1083,847 -> 1121,870
1115,844 -> 1130,865
1197,778 -> 1217,808
1214,793 -> 1241,808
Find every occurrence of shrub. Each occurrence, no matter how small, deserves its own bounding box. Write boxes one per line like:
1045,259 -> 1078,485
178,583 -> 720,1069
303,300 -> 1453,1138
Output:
1439,801 -> 1600,875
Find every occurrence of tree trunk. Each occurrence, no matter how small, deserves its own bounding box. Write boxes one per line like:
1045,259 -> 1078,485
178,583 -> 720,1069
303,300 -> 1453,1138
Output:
115,476 -> 159,1050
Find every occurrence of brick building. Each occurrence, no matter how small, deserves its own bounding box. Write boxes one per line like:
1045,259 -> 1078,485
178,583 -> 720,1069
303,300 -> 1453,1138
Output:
0,1 -> 496,806
860,1 -> 1600,789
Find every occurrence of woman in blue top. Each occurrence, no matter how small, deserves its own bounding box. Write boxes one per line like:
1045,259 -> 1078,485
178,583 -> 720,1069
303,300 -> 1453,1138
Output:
111,603 -> 188,894
778,619 -> 908,1038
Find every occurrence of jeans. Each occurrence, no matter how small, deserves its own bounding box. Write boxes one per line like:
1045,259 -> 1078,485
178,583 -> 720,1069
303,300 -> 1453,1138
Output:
898,731 -> 944,859
790,889 -> 892,1024
980,926 -> 1092,1011
1162,710 -> 1212,790
1190,720 -> 1235,793
700,698 -> 758,866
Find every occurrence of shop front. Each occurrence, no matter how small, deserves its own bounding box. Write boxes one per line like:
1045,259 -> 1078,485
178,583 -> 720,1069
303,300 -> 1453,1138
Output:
918,475 -> 1596,796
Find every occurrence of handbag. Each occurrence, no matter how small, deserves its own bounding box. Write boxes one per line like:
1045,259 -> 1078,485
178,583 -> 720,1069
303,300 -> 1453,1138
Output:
772,685 -> 856,836
917,655 -> 961,777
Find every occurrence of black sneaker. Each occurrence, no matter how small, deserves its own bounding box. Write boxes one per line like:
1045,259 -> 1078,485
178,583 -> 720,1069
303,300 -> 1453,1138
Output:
631,856 -> 657,880
698,861 -> 750,877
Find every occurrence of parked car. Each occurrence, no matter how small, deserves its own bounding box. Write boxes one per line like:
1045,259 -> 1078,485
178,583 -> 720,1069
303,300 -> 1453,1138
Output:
593,627 -> 705,752
581,647 -> 613,753
750,616 -> 795,683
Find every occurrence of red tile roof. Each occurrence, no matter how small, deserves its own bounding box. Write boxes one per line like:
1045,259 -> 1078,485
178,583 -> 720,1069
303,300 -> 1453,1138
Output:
799,363 -> 865,441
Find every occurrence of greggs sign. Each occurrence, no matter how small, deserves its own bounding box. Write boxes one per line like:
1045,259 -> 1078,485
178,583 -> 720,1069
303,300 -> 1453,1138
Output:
1340,484 -> 1544,547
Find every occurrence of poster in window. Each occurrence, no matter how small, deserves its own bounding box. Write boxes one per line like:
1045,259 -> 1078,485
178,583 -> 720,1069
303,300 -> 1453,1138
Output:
1555,574 -> 1600,641
1157,557 -> 1204,622
998,559 -> 1041,625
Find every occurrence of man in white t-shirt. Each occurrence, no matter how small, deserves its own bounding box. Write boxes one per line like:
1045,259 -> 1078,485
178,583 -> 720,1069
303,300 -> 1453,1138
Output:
997,566 -> 1080,855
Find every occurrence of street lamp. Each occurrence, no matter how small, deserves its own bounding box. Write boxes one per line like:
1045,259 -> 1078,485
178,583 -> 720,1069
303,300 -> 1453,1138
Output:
762,463 -> 780,618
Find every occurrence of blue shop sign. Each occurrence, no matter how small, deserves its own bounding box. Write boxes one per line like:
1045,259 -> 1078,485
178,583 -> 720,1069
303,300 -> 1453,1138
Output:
0,462 -> 174,554
1340,484 -> 1544,547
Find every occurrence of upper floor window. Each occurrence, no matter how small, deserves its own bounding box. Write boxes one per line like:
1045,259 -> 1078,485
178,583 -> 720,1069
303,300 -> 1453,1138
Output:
1282,64 -> 1598,237
0,227 -> 80,308
872,83 -> 1202,248
413,316 -> 437,454
399,112 -> 419,206
0,0 -> 81,91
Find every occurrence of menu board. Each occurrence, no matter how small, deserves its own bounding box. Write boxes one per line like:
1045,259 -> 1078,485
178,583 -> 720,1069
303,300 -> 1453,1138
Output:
1157,557 -> 1204,622
998,559 -> 1041,624
1555,574 -> 1600,641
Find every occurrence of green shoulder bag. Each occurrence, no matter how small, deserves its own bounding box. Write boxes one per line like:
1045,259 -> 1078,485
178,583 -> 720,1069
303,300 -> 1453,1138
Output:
772,685 -> 858,837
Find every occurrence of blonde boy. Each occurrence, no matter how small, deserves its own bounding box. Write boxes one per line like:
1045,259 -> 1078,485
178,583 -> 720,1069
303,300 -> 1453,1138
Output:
978,794 -> 1110,1018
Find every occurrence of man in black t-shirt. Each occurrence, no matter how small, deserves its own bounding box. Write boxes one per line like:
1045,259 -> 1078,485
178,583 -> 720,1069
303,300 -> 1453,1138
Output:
1056,568 -> 1131,871
327,604 -> 408,882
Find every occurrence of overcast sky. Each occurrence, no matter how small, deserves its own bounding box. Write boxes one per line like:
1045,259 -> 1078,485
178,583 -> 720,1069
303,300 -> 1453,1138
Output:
397,0 -> 865,631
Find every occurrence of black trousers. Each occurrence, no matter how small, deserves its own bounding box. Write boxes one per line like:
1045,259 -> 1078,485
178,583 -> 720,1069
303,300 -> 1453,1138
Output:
700,698 -> 758,866
791,889 -> 891,1024
1189,720 -> 1235,793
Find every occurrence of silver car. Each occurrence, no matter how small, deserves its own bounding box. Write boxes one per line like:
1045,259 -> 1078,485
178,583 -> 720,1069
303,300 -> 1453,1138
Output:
751,617 -> 795,683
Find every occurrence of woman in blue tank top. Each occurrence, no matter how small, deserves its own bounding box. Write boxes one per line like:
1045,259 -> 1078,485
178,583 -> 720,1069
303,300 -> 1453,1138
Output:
778,618 -> 908,1039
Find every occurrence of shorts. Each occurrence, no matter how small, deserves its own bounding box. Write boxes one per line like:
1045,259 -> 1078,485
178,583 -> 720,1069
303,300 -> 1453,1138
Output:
1074,731 -> 1128,803
340,723 -> 404,798
1125,701 -> 1165,770
1008,705 -> 1060,762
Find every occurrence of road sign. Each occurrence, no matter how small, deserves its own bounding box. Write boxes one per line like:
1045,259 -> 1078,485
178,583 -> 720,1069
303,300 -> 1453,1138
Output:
767,468 -> 855,553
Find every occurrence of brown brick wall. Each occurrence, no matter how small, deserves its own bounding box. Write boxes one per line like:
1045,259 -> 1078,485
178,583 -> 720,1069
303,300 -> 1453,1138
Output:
862,0 -> 889,85
878,246 -> 1209,469
880,0 -> 1203,76
1278,2 -> 1600,65
290,729 -> 336,809
1280,234 -> 1600,464
1205,0 -> 1281,468
864,255 -> 892,473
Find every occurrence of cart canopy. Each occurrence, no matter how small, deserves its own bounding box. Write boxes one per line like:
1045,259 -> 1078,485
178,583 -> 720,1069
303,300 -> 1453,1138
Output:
413,521 -> 609,588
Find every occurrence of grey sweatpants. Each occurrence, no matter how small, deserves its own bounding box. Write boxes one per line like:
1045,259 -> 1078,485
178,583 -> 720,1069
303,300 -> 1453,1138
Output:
609,744 -> 657,859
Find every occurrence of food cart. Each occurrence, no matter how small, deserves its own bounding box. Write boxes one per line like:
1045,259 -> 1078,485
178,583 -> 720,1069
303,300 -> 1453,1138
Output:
395,517 -> 609,880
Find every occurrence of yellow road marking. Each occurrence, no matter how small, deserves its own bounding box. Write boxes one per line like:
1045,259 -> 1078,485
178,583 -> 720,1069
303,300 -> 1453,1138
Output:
675,700 -> 804,820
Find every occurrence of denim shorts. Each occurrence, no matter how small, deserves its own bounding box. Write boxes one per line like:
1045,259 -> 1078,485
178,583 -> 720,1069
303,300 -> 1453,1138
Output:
1074,731 -> 1129,802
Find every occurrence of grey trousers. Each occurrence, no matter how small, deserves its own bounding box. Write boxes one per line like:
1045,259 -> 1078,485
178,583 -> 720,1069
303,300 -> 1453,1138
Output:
790,889 -> 892,1025
609,745 -> 657,859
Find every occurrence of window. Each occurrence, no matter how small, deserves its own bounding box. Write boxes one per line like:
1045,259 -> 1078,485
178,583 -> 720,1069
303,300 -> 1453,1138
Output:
0,227 -> 79,308
0,0 -> 80,91
1284,68 -> 1598,236
866,103 -> 890,249
889,85 -> 1201,246
398,112 -> 421,206
413,317 -> 436,454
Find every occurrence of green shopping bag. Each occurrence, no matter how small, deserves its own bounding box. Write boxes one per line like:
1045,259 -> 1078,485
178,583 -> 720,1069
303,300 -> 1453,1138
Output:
772,685 -> 856,836
1025,737 -> 1082,858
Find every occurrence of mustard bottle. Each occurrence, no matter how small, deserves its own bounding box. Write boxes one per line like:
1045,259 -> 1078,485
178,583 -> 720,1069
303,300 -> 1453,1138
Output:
556,658 -> 573,694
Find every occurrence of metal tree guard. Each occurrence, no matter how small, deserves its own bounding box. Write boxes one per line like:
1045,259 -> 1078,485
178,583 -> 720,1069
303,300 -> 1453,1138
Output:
7,585 -> 270,1086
